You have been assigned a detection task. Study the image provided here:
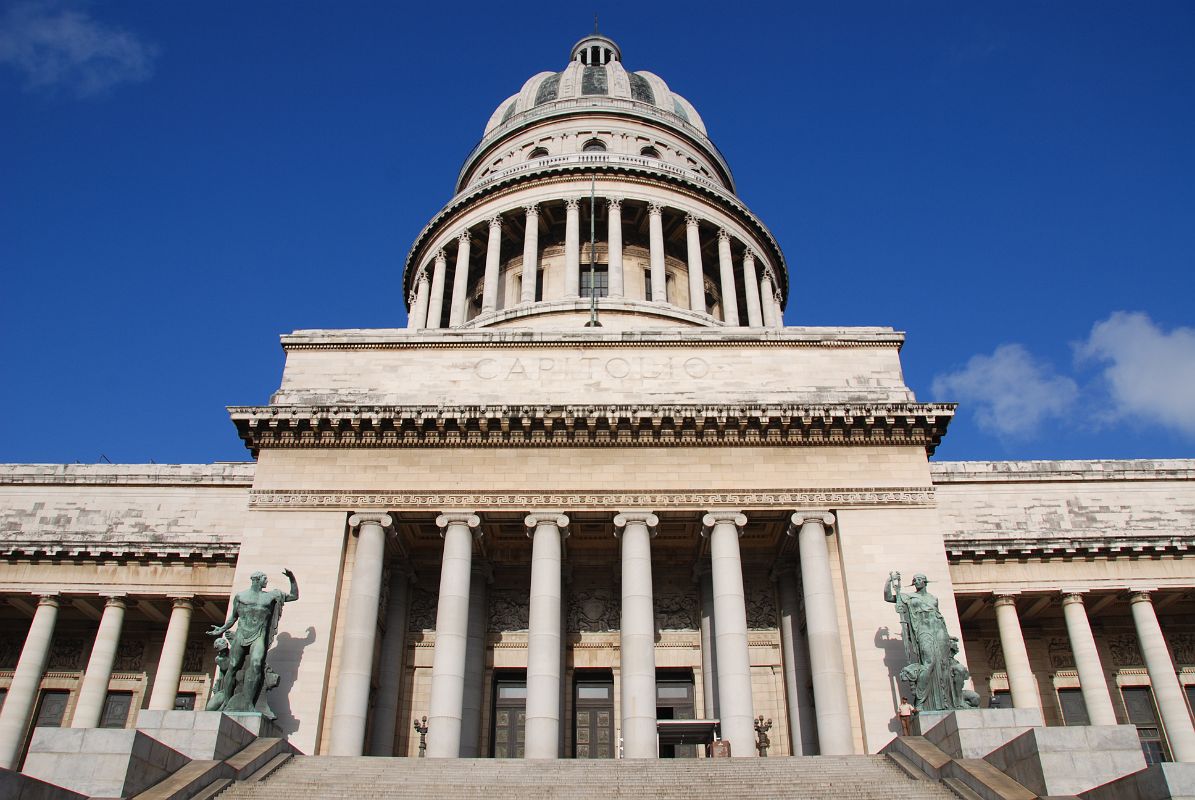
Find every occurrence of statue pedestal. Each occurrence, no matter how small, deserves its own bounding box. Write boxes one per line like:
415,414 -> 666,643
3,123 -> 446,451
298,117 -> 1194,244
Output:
133,710 -> 282,761
914,707 -> 1043,758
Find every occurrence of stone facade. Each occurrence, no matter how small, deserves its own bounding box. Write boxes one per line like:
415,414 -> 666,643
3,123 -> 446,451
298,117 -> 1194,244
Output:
1,31 -> 1193,777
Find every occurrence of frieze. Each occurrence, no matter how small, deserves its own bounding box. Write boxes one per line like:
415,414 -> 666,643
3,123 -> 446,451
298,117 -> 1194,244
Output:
249,487 -> 935,511
1108,634 -> 1144,667
407,585 -> 438,633
48,637 -> 85,670
746,584 -> 778,630
1172,633 -> 1195,666
115,640 -> 145,672
655,590 -> 698,631
984,639 -> 1006,671
568,589 -> 618,632
182,639 -> 206,673
489,588 -> 530,632
1048,637 -> 1075,669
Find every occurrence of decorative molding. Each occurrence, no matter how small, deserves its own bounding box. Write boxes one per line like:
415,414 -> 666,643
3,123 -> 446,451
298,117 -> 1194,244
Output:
230,402 -> 954,456
0,537 -> 240,561
945,535 -> 1192,561
248,486 -> 935,511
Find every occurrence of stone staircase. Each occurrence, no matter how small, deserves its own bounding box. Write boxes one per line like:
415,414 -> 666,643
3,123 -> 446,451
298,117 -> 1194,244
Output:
216,755 -> 960,800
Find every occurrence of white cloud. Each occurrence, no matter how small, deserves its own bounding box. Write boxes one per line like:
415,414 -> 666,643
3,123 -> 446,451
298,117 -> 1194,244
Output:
932,344 -> 1079,439
1075,311 -> 1195,438
0,1 -> 157,97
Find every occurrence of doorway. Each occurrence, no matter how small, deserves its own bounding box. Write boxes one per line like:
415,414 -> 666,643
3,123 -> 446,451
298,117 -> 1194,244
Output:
656,670 -> 696,758
491,672 -> 527,758
573,672 -> 614,759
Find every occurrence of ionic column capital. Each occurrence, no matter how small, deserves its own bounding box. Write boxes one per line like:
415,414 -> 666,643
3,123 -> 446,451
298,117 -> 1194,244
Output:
684,213 -> 701,227
435,511 -> 482,538
701,510 -> 747,537
488,215 -> 503,229
524,203 -> 539,218
647,201 -> 664,217
607,197 -> 622,211
786,511 -> 836,534
349,513 -> 395,534
525,512 -> 570,538
717,228 -> 731,243
613,510 -> 658,537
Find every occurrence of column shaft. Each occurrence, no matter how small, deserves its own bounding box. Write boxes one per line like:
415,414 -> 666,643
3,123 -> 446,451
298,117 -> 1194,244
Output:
410,271 -> 431,330
993,595 -> 1040,710
482,217 -> 502,313
426,250 -> 448,329
369,568 -> 411,756
717,230 -> 739,325
1130,592 -> 1195,762
615,512 -> 658,758
772,294 -> 783,328
147,597 -> 194,710
564,200 -> 580,298
760,272 -> 776,328
525,514 -> 568,758
698,568 -> 719,719
742,251 -> 763,326
521,206 -> 539,303
703,512 -> 755,757
793,513 -> 853,754
1060,593 -> 1117,726
459,563 -> 490,757
448,233 -> 471,327
0,596 -> 60,769
607,199 -> 624,297
776,573 -> 815,755
686,215 -> 705,313
330,514 -> 392,756
648,204 -> 667,303
72,597 -> 127,728
427,513 -> 481,757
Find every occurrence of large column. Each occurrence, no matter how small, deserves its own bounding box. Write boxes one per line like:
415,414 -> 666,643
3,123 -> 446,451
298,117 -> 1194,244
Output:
759,268 -> 776,328
521,205 -> 539,303
427,512 -> 482,758
147,596 -> 194,710
774,566 -> 816,755
614,511 -> 658,758
790,512 -> 852,755
426,249 -> 448,329
0,595 -> 60,769
564,199 -> 581,298
993,593 -> 1040,710
448,232 -> 472,327
686,215 -> 706,314
697,565 -> 719,718
369,566 -> 413,756
716,229 -> 739,325
702,511 -> 755,757
409,267 -> 431,330
71,596 -> 128,728
607,199 -> 624,297
525,513 -> 569,758
460,562 -> 491,757
329,513 -> 393,756
482,216 -> 503,313
1130,591 -> 1195,762
741,250 -> 763,327
1060,592 -> 1117,726
648,202 -> 667,304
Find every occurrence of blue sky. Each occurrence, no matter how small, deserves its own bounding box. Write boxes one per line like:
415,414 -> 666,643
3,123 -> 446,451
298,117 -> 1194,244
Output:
1,2 -> 1192,464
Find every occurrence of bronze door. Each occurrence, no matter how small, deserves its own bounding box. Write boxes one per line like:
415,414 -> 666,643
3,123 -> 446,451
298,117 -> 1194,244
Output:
34,690 -> 69,727
493,677 -> 526,758
574,676 -> 614,759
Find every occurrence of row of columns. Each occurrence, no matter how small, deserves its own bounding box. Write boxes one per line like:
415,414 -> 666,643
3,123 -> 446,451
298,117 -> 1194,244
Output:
991,589 -> 1195,762
328,509 -> 854,760
406,200 -> 785,330
0,594 -> 197,770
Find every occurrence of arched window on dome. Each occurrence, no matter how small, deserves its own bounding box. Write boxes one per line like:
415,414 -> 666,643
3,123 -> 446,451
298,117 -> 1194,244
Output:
582,139 -> 607,153
640,146 -> 660,159
528,147 -> 549,160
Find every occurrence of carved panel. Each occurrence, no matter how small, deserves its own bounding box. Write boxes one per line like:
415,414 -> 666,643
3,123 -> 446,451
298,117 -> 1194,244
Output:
489,588 -> 529,632
655,590 -> 697,632
182,639 -> 206,673
746,583 -> 778,630
1108,634 -> 1144,667
48,637 -> 85,670
408,585 -> 438,633
1048,637 -> 1075,669
115,639 -> 145,672
1171,633 -> 1195,666
984,639 -> 1005,671
569,589 -> 618,632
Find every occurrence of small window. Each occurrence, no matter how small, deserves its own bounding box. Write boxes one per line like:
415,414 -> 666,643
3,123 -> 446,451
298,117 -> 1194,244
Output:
100,691 -> 134,728
582,138 -> 606,153
643,269 -> 653,301
528,147 -> 548,160
580,264 -> 608,298
1057,688 -> 1090,726
640,146 -> 660,159
173,693 -> 197,711
988,689 -> 1011,709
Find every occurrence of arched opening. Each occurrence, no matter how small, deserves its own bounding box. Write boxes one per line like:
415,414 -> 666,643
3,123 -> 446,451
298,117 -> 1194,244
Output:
528,147 -> 549,160
640,146 -> 660,159
582,139 -> 607,153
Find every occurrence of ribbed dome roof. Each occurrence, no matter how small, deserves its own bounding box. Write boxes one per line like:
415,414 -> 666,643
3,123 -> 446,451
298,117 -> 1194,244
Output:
483,34 -> 706,136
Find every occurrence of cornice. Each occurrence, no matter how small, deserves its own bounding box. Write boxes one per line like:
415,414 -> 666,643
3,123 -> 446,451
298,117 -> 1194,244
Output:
945,534 -> 1193,561
249,486 -> 936,511
931,459 -> 1195,484
0,463 -> 255,487
0,537 -> 241,561
228,402 -> 954,457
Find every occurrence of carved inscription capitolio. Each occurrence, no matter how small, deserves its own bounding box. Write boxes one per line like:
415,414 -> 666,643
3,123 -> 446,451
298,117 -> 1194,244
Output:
474,354 -> 712,383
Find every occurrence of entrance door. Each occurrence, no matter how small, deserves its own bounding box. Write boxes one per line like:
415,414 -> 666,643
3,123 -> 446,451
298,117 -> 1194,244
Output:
656,671 -> 696,758
574,674 -> 614,759
492,675 -> 526,758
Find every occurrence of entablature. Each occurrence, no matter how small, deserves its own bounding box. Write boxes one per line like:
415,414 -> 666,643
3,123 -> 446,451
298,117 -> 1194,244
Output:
945,534 -> 1192,562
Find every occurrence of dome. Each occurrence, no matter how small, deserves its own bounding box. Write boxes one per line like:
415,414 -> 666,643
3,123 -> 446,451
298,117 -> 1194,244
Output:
483,34 -> 706,137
